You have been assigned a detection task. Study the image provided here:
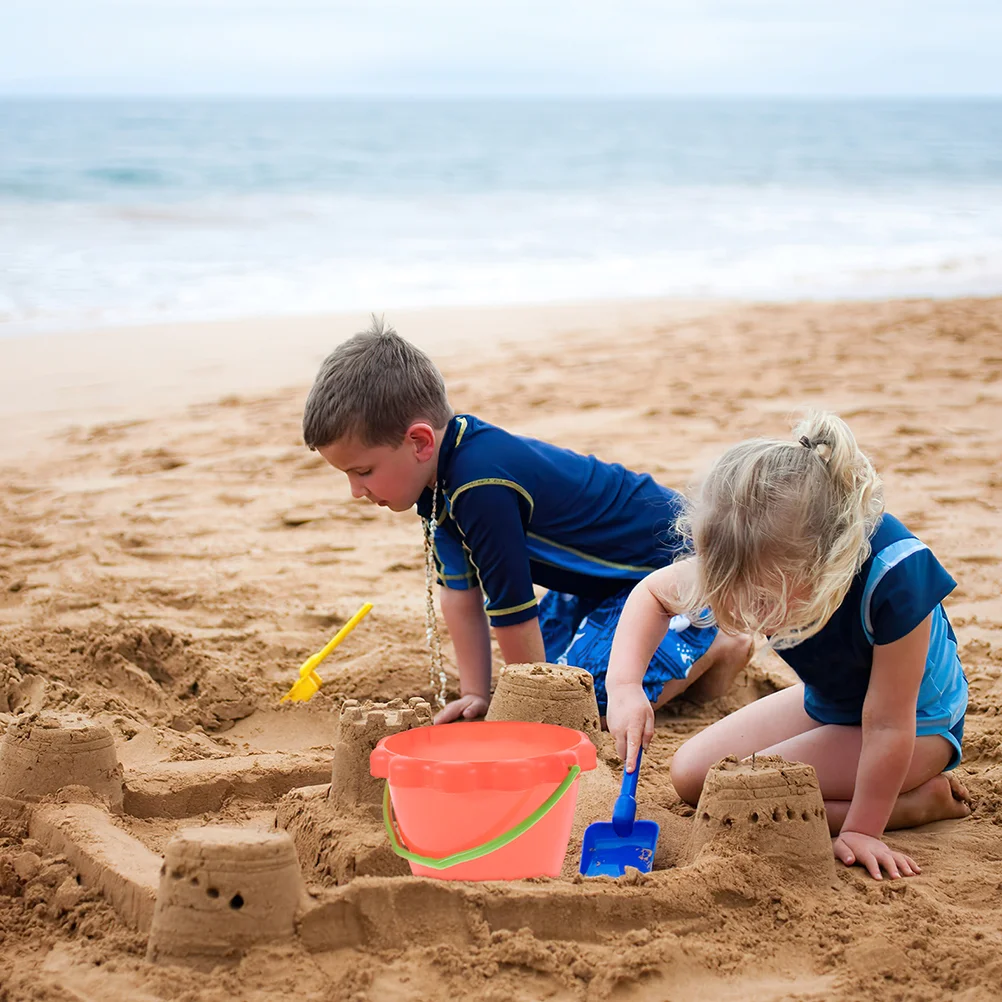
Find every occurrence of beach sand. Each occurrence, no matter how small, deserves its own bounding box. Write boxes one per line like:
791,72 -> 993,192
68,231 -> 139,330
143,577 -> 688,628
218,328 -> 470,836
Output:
1,295 -> 1001,1000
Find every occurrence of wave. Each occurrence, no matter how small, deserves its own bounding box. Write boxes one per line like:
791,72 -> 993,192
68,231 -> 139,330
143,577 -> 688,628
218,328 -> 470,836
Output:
2,97 -> 1001,333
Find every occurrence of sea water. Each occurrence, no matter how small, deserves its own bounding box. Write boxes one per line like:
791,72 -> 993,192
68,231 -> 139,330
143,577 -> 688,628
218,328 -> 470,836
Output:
1,97 -> 1000,334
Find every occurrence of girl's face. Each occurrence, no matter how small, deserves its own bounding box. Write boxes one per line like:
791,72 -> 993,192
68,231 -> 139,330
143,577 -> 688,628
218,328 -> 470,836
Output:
716,576 -> 813,637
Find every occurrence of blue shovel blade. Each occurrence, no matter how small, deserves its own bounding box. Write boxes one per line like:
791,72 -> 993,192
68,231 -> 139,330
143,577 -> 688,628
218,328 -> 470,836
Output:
579,819 -> 660,876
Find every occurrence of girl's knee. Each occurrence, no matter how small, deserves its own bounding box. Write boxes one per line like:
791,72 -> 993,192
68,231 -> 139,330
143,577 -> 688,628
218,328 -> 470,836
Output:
670,743 -> 708,806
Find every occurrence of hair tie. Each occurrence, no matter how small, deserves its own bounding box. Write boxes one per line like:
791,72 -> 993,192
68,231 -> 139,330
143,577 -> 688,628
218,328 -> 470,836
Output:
799,435 -> 832,465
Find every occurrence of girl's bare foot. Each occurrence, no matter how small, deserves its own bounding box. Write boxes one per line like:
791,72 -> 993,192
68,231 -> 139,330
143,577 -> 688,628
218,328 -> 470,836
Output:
886,773 -> 973,830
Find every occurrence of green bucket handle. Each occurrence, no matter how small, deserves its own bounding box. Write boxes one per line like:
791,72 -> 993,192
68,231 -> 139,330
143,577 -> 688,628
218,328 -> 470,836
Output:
382,764 -> 582,870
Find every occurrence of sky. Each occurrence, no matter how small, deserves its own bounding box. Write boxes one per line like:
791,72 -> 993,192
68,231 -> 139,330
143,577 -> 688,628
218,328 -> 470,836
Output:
3,0 -> 1002,97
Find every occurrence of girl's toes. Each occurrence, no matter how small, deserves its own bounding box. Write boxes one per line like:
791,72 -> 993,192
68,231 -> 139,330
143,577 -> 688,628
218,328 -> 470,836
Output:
947,774 -> 972,806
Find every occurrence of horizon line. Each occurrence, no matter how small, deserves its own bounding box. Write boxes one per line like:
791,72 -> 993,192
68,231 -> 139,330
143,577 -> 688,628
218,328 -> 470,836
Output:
2,91 -> 1002,101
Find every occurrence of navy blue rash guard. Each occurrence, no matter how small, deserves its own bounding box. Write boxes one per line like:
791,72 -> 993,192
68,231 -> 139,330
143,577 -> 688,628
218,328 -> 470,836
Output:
415,414 -> 685,627
778,513 -> 965,733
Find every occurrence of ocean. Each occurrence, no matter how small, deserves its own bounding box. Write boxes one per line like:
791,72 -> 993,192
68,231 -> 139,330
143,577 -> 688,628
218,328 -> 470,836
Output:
1,97 -> 1001,335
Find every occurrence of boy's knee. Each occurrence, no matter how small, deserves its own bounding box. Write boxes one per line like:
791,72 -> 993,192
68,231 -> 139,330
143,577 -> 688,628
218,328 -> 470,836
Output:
670,743 -> 708,806
711,631 -> 753,675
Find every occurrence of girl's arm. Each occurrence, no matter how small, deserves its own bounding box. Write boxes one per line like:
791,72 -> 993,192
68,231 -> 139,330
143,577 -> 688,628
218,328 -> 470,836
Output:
606,561 -> 693,771
834,614 -> 931,877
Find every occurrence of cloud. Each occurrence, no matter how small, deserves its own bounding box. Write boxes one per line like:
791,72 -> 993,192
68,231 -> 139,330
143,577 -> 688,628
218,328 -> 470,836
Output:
2,0 -> 1001,95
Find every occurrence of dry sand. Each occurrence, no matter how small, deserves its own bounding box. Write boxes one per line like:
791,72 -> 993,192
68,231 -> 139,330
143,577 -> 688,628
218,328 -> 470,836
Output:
1,296 -> 1002,1000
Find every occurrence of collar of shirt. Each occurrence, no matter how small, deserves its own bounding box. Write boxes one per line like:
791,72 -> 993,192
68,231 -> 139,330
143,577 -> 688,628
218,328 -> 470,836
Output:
415,414 -> 466,518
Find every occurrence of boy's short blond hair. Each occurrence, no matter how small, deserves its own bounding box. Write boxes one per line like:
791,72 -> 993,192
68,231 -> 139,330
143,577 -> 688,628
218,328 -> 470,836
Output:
303,316 -> 453,449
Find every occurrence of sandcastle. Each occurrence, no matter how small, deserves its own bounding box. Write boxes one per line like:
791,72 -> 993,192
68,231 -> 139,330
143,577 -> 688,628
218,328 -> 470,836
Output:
277,667 -> 622,883
0,707 -> 332,966
277,696 -> 435,882
0,672 -> 842,969
0,713 -> 124,811
146,827 -> 308,968
486,662 -> 601,736
684,755 -> 836,882
330,696 -> 433,811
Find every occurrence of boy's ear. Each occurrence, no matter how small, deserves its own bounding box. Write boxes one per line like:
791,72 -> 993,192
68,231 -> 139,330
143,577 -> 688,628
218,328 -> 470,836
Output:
406,422 -> 437,462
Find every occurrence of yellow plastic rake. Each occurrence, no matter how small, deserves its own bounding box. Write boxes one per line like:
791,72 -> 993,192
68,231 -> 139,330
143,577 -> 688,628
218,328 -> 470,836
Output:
280,602 -> 373,703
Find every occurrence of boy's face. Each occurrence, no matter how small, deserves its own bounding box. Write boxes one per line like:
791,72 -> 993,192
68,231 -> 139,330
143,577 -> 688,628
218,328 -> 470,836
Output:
317,423 -> 437,512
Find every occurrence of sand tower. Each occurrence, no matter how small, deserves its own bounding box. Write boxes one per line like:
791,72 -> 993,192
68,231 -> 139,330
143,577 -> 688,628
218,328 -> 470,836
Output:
0,713 -> 124,811
684,756 -> 835,881
146,827 -> 308,968
330,697 -> 433,811
486,663 -> 601,737
278,697 -> 433,883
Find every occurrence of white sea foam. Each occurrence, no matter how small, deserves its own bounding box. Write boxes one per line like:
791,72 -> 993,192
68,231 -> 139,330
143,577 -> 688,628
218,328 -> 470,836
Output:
2,98 -> 1001,334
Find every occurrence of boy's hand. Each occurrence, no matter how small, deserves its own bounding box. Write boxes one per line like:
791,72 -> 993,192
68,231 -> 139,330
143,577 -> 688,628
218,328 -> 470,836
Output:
433,693 -> 490,725
605,683 -> 654,773
832,831 -> 920,880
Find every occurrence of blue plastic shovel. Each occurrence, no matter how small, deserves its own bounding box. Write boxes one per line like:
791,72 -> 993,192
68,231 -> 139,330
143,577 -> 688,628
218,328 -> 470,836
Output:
579,747 -> 660,876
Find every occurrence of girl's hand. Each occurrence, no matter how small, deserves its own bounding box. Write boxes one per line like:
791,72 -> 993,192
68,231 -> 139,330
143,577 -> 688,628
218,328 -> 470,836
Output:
606,683 -> 654,772
832,830 -> 921,880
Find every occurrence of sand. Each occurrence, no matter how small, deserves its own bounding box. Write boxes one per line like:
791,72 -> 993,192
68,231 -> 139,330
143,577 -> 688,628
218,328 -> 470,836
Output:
1,295 -> 1002,1000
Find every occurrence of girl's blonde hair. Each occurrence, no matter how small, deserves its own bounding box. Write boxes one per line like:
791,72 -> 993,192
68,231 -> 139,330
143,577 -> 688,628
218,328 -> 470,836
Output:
677,411 -> 884,648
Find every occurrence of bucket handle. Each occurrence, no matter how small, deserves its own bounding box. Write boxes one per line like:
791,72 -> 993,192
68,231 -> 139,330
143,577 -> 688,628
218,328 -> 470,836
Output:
382,765 -> 581,870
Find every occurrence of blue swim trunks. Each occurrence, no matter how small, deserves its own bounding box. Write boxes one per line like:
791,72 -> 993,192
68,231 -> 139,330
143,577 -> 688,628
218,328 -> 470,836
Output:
538,588 -> 718,714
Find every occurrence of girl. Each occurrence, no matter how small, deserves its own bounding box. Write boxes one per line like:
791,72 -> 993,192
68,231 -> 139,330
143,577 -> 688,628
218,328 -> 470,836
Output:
606,411 -> 971,880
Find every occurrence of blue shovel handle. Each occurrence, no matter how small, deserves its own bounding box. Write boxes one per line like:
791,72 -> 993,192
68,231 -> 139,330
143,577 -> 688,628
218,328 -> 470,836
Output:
612,746 -> 643,837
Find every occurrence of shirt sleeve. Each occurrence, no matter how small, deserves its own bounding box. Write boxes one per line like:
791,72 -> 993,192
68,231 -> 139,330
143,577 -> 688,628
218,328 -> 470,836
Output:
432,521 -> 477,591
869,546 -> 956,646
448,482 -> 537,627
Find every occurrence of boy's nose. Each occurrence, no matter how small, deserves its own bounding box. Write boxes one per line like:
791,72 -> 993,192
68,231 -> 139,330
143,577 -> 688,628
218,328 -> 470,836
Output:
348,477 -> 367,499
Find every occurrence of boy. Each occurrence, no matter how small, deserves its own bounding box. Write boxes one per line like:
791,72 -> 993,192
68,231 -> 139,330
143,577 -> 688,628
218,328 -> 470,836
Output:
303,318 -> 750,724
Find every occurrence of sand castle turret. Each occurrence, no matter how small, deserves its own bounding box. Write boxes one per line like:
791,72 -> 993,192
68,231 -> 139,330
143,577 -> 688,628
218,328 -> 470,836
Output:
146,827 -> 308,968
684,756 -> 835,881
486,663 -> 601,737
330,697 -> 433,810
0,713 -> 124,811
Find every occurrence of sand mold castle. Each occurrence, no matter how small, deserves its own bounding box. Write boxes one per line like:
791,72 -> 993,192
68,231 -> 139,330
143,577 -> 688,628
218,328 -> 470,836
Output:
0,664 -> 836,968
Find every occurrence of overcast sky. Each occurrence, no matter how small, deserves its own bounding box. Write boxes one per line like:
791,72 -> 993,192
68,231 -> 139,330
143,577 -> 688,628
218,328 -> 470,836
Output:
4,0 -> 1002,97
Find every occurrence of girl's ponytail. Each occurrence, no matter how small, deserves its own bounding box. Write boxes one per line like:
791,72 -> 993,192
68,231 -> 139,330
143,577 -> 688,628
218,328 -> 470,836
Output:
678,410 -> 884,647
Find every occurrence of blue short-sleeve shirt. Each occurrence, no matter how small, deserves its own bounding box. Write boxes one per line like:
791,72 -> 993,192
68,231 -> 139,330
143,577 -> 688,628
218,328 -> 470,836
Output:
415,414 -> 684,627
779,513 -> 965,729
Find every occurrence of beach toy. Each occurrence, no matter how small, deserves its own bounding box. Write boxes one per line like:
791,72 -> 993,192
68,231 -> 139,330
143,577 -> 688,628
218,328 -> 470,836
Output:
579,747 -> 660,877
370,720 -> 597,880
280,602 -> 373,703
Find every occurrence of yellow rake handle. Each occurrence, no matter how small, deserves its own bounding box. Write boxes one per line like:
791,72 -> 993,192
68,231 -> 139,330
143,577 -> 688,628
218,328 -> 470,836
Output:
280,602 -> 373,703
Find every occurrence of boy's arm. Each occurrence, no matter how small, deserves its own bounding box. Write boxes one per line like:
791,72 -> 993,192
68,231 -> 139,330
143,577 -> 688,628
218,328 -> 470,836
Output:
449,483 -> 537,631
433,600 -> 546,725
494,618 -> 547,665
435,482 -> 544,723
832,615 -> 929,879
435,587 -> 493,724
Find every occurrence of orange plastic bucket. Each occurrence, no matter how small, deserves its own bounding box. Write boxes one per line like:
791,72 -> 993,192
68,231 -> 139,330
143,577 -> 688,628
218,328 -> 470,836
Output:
369,721 -> 596,880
